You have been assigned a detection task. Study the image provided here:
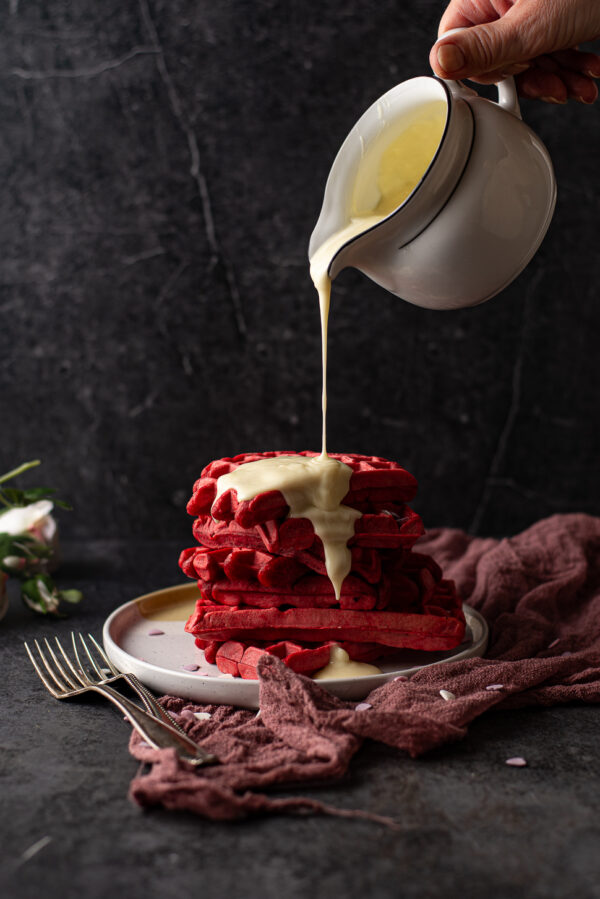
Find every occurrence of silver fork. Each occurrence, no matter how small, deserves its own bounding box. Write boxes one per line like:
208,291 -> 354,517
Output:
77,633 -> 188,738
25,637 -> 217,766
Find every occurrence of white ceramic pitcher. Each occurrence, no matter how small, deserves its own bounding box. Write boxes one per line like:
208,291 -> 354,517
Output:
309,73 -> 556,310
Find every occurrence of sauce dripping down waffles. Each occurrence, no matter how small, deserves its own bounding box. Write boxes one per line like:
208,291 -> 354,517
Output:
181,452 -> 465,678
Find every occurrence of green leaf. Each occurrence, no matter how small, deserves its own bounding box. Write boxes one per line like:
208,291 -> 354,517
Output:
22,574 -> 63,615
20,574 -> 82,616
11,535 -> 51,558
0,461 -> 73,513
21,487 -> 56,502
1,488 -> 26,505
0,534 -> 15,557
59,589 -> 83,604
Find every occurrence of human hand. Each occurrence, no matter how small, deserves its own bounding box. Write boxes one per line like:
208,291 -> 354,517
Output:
429,0 -> 600,103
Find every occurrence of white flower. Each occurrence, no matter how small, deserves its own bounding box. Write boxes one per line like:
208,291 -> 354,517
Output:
0,500 -> 56,543
36,578 -> 60,613
2,556 -> 25,571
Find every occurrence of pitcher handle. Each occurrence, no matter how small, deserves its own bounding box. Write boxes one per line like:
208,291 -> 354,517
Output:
496,76 -> 522,119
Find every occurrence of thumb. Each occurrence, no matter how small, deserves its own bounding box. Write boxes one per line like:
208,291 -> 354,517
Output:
431,18 -> 529,79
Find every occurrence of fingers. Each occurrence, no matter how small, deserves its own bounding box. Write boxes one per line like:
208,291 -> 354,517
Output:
551,48 -> 600,77
430,1 -> 600,104
535,53 -> 598,101
516,68 -> 568,103
433,40 -> 600,104
469,67 -> 597,103
434,42 -> 467,76
431,17 -> 526,80
435,0 -> 600,59
515,53 -> 599,103
466,62 -> 530,85
559,69 -> 598,103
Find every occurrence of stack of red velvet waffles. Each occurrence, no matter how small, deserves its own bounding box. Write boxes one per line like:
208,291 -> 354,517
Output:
180,451 -> 465,679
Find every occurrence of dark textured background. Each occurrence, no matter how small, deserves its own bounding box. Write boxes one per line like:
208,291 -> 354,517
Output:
2,7 -> 600,896
0,0 -> 598,542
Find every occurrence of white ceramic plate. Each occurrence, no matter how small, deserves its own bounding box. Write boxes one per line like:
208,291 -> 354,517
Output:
103,582 -> 488,709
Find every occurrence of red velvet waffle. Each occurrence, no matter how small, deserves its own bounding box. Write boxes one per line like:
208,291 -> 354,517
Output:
185,581 -> 464,650
191,504 -> 424,554
180,543 -> 384,586
187,451 -> 418,526
180,451 -> 465,678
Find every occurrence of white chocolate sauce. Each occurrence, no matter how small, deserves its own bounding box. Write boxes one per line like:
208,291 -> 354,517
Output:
212,102 -> 446,603
310,99 -> 448,456
313,644 -> 382,679
214,454 -> 360,600
309,217 -> 382,457
138,596 -> 198,622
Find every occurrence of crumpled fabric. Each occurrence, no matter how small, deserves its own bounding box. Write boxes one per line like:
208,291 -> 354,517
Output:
129,513 -> 600,822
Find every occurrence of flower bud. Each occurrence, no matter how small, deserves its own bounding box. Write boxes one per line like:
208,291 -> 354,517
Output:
2,555 -> 25,571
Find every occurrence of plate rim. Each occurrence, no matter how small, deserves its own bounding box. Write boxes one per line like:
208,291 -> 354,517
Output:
103,582 -> 489,706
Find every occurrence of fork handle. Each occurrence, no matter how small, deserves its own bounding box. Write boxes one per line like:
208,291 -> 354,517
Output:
90,683 -> 216,766
123,673 -> 189,738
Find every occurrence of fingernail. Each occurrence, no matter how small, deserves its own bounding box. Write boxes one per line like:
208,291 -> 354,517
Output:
437,43 -> 466,74
540,96 -> 567,104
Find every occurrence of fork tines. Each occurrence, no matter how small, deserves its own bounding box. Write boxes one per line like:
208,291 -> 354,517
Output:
25,637 -> 92,697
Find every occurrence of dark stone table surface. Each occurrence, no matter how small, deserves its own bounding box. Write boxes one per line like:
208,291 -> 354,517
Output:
1,540 -> 600,899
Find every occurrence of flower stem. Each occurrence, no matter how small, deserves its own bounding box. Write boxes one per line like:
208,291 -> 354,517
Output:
0,460 -> 41,485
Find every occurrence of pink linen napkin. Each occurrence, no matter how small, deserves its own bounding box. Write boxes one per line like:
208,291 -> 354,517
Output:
128,513 -> 600,821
